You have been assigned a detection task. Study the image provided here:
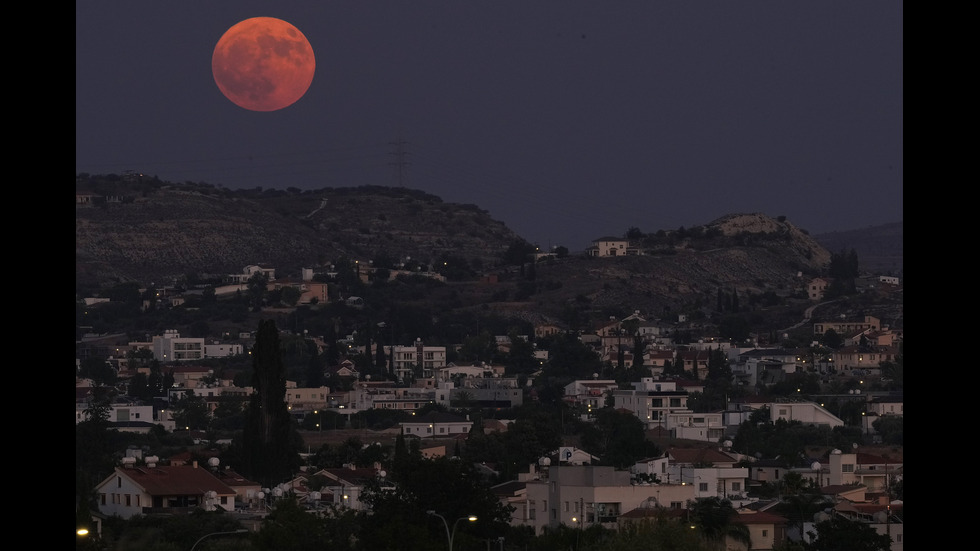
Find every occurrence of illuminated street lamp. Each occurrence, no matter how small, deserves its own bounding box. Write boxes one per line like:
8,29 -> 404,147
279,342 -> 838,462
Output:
427,510 -> 477,551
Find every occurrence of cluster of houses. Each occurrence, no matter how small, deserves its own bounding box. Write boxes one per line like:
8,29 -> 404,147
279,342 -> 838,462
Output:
78,325 -> 904,548
77,261 -> 903,549
90,427 -> 903,549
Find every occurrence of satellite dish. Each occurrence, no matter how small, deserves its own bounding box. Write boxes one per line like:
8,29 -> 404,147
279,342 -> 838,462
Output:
723,440 -> 733,448
310,491 -> 321,500
272,487 -> 283,497
852,442 -> 859,449
257,491 -> 265,499
831,449 -> 842,455
208,457 -> 220,468
379,470 -> 387,478
539,457 -> 551,466
811,462 -> 821,470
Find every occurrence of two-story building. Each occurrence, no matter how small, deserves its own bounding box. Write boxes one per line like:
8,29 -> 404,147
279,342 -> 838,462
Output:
587,237 -> 633,257
563,379 -> 619,414
612,378 -> 688,431
523,464 -> 695,535
399,411 -> 473,440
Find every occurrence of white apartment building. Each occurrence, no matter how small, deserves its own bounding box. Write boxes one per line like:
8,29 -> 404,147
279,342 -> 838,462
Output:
391,339 -> 447,382
152,330 -> 203,362
612,378 -> 688,430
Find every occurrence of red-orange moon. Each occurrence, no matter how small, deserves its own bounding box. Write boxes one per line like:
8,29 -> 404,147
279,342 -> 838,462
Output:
212,17 -> 315,112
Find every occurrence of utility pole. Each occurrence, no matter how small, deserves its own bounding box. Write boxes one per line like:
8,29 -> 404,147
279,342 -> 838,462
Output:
388,137 -> 410,187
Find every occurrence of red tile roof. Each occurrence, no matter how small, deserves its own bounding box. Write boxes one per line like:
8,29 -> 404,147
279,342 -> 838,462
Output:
732,510 -> 789,525
117,465 -> 237,496
667,447 -> 737,465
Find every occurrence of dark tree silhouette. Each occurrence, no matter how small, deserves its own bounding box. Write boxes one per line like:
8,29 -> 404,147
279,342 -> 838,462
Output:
240,319 -> 302,487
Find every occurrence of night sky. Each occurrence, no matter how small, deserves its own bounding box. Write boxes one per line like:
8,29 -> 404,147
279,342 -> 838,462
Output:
76,2 -> 903,251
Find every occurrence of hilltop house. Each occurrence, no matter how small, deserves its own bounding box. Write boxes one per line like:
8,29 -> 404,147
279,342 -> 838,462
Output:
807,277 -> 831,300
587,237 -> 629,257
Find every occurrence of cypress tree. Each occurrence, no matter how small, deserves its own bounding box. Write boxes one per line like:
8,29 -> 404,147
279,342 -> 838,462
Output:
241,319 -> 302,487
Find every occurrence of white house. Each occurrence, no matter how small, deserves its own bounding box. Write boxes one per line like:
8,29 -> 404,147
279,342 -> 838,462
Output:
399,411 -> 473,439
523,465 -> 695,535
95,461 -> 237,519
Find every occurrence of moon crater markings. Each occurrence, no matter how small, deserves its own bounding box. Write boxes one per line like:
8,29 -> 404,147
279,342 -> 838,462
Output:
212,17 -> 315,112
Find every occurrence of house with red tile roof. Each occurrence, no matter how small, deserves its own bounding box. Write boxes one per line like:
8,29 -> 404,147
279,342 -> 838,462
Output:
730,509 -> 790,550
94,462 -> 238,519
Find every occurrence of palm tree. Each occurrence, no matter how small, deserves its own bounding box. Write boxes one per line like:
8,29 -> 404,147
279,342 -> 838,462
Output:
689,497 -> 751,550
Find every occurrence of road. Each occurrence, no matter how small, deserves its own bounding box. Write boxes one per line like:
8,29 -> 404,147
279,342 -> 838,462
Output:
780,299 -> 839,333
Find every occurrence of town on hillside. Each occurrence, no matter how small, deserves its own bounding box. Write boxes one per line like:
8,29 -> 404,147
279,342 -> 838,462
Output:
77,259 -> 903,551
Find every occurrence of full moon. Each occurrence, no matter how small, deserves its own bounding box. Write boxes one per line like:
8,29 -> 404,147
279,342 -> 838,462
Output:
212,17 -> 315,112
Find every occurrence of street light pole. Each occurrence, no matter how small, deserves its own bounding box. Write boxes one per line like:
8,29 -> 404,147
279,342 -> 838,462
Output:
427,510 -> 477,551
189,529 -> 248,551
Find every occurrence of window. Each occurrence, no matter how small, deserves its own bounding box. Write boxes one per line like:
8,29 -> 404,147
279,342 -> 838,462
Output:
842,464 -> 855,473
732,482 -> 741,492
126,494 -> 131,506
762,530 -> 768,537
670,502 -> 682,510
699,483 -> 708,492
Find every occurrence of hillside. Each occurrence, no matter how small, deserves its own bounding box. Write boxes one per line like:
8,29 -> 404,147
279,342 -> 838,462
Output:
812,222 -> 903,277
75,177 -> 523,292
76,176 -> 902,334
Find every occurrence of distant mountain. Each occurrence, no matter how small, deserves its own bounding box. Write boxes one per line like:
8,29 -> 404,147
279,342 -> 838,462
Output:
813,222 -> 903,276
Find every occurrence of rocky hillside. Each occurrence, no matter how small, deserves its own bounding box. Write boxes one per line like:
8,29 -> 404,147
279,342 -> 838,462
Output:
480,213 -> 835,326
75,177 -> 524,291
76,176 -> 902,331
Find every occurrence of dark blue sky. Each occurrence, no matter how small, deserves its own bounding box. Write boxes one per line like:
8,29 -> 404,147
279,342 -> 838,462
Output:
76,2 -> 903,252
